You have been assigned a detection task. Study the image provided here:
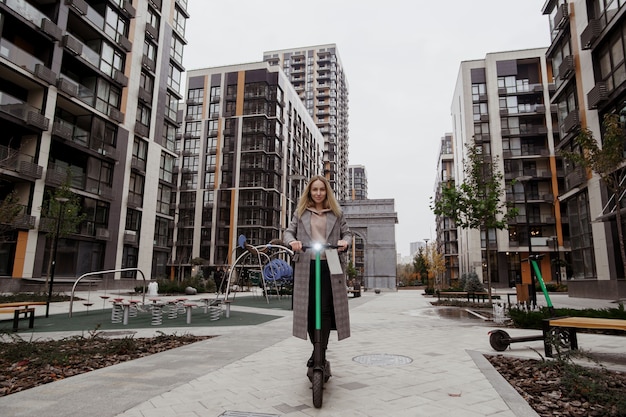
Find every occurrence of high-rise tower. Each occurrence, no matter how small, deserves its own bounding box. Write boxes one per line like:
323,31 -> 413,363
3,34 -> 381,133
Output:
263,45 -> 349,200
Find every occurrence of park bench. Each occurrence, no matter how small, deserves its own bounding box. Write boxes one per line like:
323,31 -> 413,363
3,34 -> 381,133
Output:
437,291 -> 499,302
0,301 -> 47,331
542,316 -> 626,358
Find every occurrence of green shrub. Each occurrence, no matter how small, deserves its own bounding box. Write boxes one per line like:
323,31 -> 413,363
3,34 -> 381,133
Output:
508,303 -> 626,329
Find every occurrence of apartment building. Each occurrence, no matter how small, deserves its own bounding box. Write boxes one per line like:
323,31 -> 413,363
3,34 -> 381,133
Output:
541,0 -> 626,298
263,45 -> 349,200
446,48 -> 567,292
347,164 -> 368,200
174,62 -> 324,273
434,133 -> 459,287
0,0 -> 188,288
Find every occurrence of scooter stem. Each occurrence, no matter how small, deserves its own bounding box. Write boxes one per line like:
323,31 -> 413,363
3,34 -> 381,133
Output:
315,249 -> 321,330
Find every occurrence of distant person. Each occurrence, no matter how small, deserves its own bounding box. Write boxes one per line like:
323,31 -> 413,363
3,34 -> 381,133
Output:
283,175 -> 352,375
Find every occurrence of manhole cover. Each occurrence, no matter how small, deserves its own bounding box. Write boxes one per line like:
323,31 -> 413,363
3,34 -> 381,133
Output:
352,354 -> 413,366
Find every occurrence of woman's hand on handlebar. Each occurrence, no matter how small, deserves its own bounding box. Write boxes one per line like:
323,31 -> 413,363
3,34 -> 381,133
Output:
337,240 -> 348,252
289,240 -> 303,252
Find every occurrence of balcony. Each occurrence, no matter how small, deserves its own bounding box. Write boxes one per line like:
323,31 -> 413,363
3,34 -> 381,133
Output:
587,82 -> 608,109
0,145 -> 43,179
562,110 -> 580,134
0,38 -> 57,85
3,0 -> 62,41
11,212 -> 36,230
581,19 -> 602,50
559,55 -> 575,80
565,167 -> 586,189
66,0 -> 88,15
0,92 -> 49,131
554,3 -> 569,31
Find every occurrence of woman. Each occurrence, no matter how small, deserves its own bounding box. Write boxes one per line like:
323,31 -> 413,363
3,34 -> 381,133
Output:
284,175 -> 352,371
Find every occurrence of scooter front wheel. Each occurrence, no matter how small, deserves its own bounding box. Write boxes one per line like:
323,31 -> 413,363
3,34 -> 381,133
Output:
312,369 -> 324,408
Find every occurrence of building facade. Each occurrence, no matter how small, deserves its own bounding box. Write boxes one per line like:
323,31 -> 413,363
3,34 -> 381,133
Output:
0,0 -> 188,289
540,0 -> 626,298
446,48 -> 568,292
434,133 -> 459,287
347,164 -> 368,200
263,45 -> 350,200
174,62 -> 324,273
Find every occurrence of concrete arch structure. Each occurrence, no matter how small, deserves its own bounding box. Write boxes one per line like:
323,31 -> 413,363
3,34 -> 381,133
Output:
342,199 -> 398,290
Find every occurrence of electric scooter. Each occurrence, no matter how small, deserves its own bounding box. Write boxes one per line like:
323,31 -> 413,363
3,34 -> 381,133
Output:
488,255 -> 557,351
302,242 -> 338,408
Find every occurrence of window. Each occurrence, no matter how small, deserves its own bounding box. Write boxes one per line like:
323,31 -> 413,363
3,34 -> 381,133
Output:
156,185 -> 171,215
136,103 -> 151,128
104,6 -> 128,45
183,155 -> 199,172
472,83 -> 486,101
174,6 -> 186,36
205,154 -> 216,169
126,208 -> 141,231
95,80 -> 121,115
188,88 -> 204,102
168,64 -> 181,91
185,121 -> 201,137
140,72 -> 154,94
204,171 -> 215,188
165,92 -> 178,121
187,104 -> 202,120
171,35 -> 184,65
147,6 -> 160,33
598,24 -> 626,93
568,191 -> 596,278
133,138 -> 148,164
160,152 -> 175,183
210,86 -> 220,100
143,39 -> 157,62
100,42 -> 124,78
129,172 -> 144,205
154,216 -> 169,247
184,138 -> 199,153
209,102 -> 219,118
163,123 -> 176,152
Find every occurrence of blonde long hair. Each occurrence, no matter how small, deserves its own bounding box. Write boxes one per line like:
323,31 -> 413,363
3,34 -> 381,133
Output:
295,175 -> 342,217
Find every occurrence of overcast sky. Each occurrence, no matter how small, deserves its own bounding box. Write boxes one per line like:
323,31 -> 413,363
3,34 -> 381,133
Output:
182,0 -> 551,258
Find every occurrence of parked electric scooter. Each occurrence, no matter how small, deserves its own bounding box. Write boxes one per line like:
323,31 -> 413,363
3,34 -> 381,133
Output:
488,255 -> 557,351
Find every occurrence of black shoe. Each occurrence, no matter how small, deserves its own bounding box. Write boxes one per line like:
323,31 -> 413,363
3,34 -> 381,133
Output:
306,352 -> 314,368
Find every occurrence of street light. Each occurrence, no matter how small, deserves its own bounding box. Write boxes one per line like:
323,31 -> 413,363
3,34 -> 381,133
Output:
46,196 -> 69,318
516,176 -> 537,308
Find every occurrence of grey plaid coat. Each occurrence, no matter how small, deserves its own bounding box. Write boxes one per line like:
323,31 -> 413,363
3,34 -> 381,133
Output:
284,210 -> 352,341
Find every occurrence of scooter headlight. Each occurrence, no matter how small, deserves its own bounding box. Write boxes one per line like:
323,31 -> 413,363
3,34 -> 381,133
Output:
312,242 -> 323,252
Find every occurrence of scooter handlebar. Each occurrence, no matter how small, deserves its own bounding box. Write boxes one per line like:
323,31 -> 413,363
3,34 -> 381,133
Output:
301,243 -> 341,252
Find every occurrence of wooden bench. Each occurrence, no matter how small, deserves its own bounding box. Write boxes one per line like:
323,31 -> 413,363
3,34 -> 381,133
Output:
542,316 -> 626,358
437,291 -> 499,302
0,302 -> 47,332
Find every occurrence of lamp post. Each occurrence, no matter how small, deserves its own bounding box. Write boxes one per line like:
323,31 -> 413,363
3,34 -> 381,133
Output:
46,196 -> 69,318
516,176 -> 537,308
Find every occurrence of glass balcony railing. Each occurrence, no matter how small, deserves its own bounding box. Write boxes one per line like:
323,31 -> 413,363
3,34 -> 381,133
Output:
0,38 -> 44,74
58,75 -> 96,107
4,0 -> 50,28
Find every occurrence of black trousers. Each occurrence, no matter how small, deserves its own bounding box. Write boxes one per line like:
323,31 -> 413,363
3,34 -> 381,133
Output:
307,260 -> 334,351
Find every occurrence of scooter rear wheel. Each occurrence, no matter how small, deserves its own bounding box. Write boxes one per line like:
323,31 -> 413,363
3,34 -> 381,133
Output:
312,369 -> 324,408
489,330 -> 511,352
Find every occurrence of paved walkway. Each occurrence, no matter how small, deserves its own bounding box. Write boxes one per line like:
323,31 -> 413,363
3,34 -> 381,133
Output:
0,290 -> 623,417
